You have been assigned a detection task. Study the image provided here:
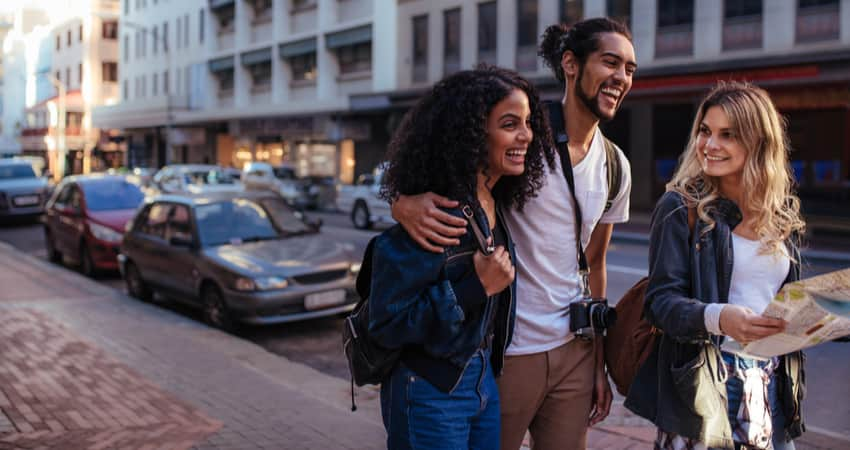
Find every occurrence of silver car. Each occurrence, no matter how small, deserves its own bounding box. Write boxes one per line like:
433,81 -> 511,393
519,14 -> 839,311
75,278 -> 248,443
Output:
119,191 -> 360,331
0,158 -> 49,220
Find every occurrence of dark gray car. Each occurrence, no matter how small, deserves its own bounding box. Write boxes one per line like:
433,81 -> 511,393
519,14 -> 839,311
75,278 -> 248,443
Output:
118,191 -> 360,330
0,159 -> 49,220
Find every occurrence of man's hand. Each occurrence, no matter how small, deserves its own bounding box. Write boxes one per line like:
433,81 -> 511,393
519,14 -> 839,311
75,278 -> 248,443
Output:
391,193 -> 468,253
719,304 -> 787,345
473,246 -> 515,296
588,366 -> 612,426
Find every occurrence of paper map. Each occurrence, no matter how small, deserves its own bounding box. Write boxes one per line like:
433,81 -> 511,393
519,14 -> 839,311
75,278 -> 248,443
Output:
726,267 -> 850,358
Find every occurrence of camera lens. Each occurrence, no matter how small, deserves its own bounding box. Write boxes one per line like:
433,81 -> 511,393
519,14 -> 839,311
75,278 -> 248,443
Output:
590,304 -> 617,329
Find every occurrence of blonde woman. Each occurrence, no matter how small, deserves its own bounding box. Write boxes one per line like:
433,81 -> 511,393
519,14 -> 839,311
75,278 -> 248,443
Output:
625,82 -> 806,450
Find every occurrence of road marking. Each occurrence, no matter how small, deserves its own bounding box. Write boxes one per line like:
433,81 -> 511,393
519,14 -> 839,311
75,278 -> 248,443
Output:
608,264 -> 647,276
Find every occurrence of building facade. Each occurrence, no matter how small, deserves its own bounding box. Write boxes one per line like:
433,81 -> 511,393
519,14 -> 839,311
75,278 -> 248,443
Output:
92,0 -> 850,224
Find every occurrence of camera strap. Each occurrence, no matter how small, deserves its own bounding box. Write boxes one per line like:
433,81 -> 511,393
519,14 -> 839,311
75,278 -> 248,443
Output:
546,101 -> 591,298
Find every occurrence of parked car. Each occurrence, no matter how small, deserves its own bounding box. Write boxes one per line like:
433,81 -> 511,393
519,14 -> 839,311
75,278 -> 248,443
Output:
0,158 -> 50,221
150,164 -> 242,195
335,164 -> 393,229
43,174 -> 145,276
241,162 -> 318,209
119,191 -> 359,330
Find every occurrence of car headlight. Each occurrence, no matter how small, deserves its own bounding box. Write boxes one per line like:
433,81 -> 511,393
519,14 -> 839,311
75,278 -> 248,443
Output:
89,222 -> 123,243
254,276 -> 289,291
234,277 -> 257,291
349,263 -> 361,275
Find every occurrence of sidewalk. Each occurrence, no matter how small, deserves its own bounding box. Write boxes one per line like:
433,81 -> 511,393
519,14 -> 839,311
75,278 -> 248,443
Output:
0,242 -> 653,449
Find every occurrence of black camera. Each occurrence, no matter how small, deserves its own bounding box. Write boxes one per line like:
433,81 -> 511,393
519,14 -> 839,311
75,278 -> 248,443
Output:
569,298 -> 617,339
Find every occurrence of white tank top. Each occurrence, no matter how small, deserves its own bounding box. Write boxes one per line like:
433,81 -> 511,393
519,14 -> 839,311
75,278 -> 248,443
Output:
728,234 -> 790,314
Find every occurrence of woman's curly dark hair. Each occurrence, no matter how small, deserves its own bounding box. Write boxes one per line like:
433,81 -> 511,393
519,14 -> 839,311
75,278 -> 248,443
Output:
380,64 -> 555,211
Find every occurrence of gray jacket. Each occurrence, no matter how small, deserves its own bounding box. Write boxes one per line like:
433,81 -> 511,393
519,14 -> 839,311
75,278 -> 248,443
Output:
624,191 -> 805,449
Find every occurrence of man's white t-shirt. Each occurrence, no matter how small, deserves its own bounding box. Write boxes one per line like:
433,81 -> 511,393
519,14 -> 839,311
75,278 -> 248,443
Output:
504,127 -> 631,355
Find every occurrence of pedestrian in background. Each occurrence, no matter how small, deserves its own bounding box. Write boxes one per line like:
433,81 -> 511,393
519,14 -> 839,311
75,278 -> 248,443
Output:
367,65 -> 554,449
625,81 -> 807,450
391,18 -> 636,449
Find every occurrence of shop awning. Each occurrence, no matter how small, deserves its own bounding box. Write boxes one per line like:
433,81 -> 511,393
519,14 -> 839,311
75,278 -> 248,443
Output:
208,56 -> 235,73
325,25 -> 371,49
209,0 -> 235,10
241,47 -> 272,66
279,38 -> 317,58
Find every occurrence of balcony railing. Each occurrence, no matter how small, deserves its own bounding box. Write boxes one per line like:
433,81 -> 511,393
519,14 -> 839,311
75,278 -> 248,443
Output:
655,24 -> 693,58
723,15 -> 762,51
796,3 -> 840,43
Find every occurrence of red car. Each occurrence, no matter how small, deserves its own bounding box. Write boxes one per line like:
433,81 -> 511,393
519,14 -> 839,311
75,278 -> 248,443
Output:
44,174 -> 145,276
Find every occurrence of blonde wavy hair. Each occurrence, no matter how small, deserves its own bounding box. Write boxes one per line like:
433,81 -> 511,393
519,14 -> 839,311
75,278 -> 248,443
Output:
666,81 -> 805,256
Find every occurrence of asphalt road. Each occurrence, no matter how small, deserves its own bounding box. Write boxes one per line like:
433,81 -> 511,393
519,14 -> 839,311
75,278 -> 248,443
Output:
1,212 -> 849,438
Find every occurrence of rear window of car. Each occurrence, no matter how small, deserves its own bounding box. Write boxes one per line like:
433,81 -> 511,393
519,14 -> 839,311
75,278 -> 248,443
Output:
184,170 -> 235,185
80,178 -> 145,211
0,164 -> 36,179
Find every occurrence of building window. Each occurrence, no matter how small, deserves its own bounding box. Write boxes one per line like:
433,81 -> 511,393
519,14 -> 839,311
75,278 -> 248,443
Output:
124,35 -> 129,61
292,0 -> 317,12
103,62 -> 118,82
412,14 -> 428,83
217,71 -> 234,95
152,72 -> 158,96
199,9 -> 205,44
607,0 -> 631,30
290,52 -> 317,81
79,24 -> 83,42
723,0 -> 762,50
215,5 -> 235,34
478,1 -> 497,65
103,20 -> 118,39
516,0 -> 538,72
177,16 -> 182,49
163,22 -> 169,52
125,0 -> 129,15
655,0 -> 694,58
78,64 -> 83,85
443,8 -> 461,76
796,0 -> 839,43
249,62 -> 272,93
56,35 -> 60,51
163,70 -> 169,94
123,79 -> 128,99
337,42 -> 371,75
560,0 -> 583,27
250,0 -> 272,24
184,14 -> 190,48
67,30 -> 71,46
65,68 -> 71,87
56,70 -> 61,84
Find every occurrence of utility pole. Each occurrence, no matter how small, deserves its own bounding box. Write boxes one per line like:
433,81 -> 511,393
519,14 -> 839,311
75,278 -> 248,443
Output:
47,75 -> 66,180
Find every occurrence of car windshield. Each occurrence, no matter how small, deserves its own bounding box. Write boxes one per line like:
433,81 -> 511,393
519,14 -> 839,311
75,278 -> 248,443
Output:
81,178 -> 145,211
195,197 -> 313,247
0,164 -> 36,179
183,169 -> 235,185
273,167 -> 296,180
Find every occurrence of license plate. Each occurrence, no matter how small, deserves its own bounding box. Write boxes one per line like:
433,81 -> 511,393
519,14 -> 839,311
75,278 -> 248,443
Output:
304,289 -> 346,311
13,195 -> 39,206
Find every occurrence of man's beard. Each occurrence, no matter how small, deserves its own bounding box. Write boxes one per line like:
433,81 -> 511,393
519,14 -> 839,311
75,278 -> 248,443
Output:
574,65 -> 617,123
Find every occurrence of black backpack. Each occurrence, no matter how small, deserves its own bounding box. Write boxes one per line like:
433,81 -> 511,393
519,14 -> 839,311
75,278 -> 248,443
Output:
342,236 -> 399,409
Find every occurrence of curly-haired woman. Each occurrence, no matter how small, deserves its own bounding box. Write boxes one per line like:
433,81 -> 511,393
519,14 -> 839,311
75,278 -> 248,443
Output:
625,81 -> 807,450
367,65 -> 554,449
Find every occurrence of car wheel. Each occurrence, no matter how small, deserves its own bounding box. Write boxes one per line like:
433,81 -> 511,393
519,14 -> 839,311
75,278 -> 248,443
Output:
44,229 -> 62,263
352,201 -> 372,230
125,261 -> 153,302
202,284 -> 238,333
79,244 -> 97,278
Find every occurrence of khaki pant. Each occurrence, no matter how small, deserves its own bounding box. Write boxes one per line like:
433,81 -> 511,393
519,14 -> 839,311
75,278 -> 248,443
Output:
497,338 -> 596,450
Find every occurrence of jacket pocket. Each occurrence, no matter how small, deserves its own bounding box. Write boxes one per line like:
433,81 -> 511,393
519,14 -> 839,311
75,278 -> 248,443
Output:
670,345 -> 723,417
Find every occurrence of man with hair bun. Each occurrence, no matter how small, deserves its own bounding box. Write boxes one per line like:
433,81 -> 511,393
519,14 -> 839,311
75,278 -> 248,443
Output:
391,17 -> 636,449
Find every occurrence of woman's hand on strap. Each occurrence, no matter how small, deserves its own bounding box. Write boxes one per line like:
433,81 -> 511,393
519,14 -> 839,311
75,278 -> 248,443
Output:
719,304 -> 787,344
473,246 -> 515,297
391,193 -> 468,253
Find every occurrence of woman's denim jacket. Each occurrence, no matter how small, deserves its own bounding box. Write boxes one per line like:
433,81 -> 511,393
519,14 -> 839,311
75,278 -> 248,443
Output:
625,191 -> 805,449
367,204 -> 517,393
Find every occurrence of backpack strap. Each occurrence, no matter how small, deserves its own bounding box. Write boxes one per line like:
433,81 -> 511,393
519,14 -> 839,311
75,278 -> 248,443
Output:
354,236 -> 377,304
602,136 -> 622,214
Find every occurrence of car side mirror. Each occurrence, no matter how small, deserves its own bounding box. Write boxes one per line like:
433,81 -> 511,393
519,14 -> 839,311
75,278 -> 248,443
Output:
169,236 -> 195,248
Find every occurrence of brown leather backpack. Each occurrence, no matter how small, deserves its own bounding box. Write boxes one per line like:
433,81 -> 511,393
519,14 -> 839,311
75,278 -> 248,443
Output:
605,207 -> 695,396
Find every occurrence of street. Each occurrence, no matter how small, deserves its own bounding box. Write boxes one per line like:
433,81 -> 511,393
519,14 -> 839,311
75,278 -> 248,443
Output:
1,213 -> 849,441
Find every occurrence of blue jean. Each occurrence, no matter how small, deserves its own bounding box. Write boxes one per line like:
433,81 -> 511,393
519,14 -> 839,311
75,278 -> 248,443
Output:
380,349 -> 500,450
723,353 -> 796,450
